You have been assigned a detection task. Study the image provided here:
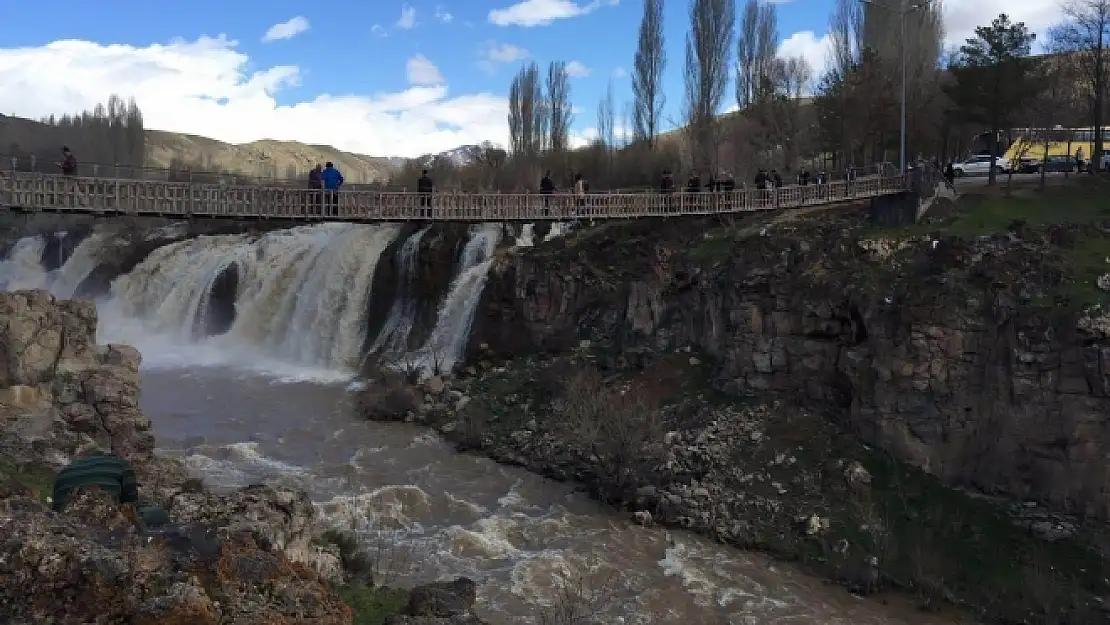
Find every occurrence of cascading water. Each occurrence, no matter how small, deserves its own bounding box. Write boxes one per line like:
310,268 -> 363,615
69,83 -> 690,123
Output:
401,223 -> 502,376
49,232 -> 112,298
0,237 -> 49,291
107,223 -> 400,373
368,226 -> 429,356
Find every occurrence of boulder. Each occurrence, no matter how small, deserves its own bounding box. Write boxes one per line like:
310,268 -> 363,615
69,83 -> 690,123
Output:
0,489 -> 352,625
385,577 -> 483,625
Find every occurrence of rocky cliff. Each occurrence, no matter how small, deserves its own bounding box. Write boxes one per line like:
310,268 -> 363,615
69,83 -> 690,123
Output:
471,208 -> 1110,522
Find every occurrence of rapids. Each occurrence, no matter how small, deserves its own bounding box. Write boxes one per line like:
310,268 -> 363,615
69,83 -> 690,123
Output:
0,223 -> 963,624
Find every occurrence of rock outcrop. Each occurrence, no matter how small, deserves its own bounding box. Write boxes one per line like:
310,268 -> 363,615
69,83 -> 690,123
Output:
0,488 -> 351,625
471,210 -> 1110,521
0,289 -> 350,624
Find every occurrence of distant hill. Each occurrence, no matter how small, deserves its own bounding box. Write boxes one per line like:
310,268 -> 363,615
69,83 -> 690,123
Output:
145,131 -> 397,184
0,113 -> 399,184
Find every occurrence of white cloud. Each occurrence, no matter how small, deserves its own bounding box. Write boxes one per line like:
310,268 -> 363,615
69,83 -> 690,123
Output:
943,0 -> 1058,50
612,66 -> 627,78
435,5 -> 454,23
371,24 -> 388,38
488,0 -> 619,27
262,16 -> 310,42
0,36 -> 508,158
776,0 -> 1059,83
407,54 -> 445,86
565,60 -> 591,77
777,30 -> 832,81
396,4 -> 417,29
477,41 -> 530,73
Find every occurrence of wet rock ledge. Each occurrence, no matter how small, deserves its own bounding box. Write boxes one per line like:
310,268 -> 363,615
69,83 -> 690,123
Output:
0,290 -> 485,625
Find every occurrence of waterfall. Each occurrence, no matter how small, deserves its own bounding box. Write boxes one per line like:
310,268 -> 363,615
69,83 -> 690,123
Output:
0,237 -> 49,291
368,226 -> 429,356
50,232 -> 112,298
108,223 -> 400,371
3,220 -> 510,380
399,223 -> 502,376
515,224 -> 535,248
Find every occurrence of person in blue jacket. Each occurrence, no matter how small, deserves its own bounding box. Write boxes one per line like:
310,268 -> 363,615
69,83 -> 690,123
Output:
321,161 -> 344,216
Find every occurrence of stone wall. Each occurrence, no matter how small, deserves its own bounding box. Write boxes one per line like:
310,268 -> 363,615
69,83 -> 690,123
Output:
470,213 -> 1110,520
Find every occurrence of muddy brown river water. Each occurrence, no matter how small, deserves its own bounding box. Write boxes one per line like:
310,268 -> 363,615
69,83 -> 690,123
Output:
139,367 -> 967,624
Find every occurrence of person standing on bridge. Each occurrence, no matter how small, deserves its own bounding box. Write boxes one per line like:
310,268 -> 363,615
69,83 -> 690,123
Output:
417,169 -> 434,218
540,170 -> 556,217
321,161 -> 344,217
573,173 -> 586,216
57,146 -> 77,176
308,164 -> 323,190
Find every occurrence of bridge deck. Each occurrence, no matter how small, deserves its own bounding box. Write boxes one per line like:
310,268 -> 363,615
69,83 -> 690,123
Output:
0,171 -> 909,221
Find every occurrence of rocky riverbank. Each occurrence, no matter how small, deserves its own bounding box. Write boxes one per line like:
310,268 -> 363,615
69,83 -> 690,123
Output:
358,194 -> 1110,624
0,290 -> 486,625
362,352 -> 1110,624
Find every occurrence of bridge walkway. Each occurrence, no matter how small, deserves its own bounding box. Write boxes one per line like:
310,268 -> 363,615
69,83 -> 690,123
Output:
0,171 -> 911,222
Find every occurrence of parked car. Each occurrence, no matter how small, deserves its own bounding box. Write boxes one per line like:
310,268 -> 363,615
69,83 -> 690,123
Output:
1016,157 -> 1039,174
1037,155 -> 1077,173
1098,152 -> 1110,171
951,155 -> 1011,177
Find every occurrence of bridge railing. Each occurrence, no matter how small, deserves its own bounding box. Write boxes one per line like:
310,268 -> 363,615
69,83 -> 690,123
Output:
0,170 -> 910,220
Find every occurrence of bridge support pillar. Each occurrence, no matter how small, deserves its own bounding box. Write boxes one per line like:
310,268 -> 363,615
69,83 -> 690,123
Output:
869,190 -> 921,227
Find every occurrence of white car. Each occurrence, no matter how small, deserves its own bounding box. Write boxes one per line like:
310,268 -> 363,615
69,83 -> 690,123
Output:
951,155 -> 1011,177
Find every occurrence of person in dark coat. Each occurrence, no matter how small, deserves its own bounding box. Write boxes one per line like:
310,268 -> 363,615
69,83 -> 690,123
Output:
308,164 -> 323,189
540,170 -> 556,216
660,169 -> 675,193
417,169 -> 434,217
754,169 -> 768,191
57,146 -> 77,176
686,172 -> 701,193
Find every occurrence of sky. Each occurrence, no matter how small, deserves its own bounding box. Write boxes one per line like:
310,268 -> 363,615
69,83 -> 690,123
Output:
0,0 -> 1063,158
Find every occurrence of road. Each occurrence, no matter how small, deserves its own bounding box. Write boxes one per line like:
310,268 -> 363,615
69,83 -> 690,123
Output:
955,171 -> 1075,188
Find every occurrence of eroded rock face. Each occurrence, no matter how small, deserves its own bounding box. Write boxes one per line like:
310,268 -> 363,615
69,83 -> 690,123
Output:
0,290 -> 155,463
471,215 -> 1110,519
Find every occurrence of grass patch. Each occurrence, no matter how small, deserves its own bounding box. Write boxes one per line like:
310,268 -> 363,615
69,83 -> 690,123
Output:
879,183 -> 1110,308
896,181 -> 1110,238
336,585 -> 409,625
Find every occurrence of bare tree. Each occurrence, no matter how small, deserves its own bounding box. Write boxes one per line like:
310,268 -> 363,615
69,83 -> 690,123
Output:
7,95 -> 147,172
508,63 -> 548,163
546,61 -> 573,155
829,0 -> 864,78
769,56 -> 815,168
597,81 -> 616,150
632,0 -> 667,147
683,0 -> 736,172
736,0 -> 779,110
1051,0 -> 1110,171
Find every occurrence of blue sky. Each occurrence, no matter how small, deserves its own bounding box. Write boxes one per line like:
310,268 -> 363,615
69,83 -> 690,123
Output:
0,0 -> 1059,157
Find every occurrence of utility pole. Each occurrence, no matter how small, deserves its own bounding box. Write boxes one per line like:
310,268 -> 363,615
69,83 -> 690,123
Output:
859,0 -> 928,174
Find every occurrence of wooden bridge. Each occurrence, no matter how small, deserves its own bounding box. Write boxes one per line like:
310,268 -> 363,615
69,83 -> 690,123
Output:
0,170 -> 913,222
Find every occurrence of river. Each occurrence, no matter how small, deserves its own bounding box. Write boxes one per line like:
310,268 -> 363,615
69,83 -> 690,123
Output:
1,223 -> 965,624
